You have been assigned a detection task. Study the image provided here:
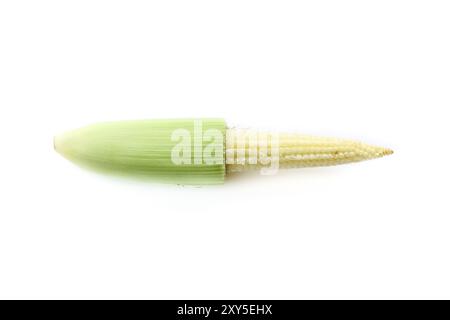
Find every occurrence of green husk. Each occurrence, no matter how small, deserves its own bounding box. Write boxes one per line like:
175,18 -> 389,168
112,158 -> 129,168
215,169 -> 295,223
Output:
54,119 -> 226,185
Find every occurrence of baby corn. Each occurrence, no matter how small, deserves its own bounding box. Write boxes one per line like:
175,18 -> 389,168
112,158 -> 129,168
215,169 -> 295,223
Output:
54,118 -> 392,184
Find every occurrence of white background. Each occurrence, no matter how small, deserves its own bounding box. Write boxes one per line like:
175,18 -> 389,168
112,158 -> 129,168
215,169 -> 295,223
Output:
0,1 -> 449,299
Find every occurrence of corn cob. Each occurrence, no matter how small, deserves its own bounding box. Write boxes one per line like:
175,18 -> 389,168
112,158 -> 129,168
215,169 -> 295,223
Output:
54,118 -> 392,185
225,128 -> 392,172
